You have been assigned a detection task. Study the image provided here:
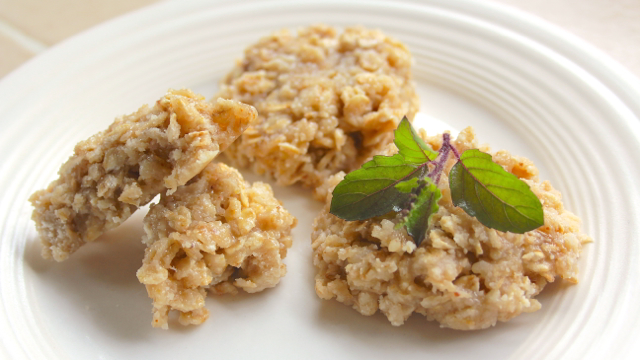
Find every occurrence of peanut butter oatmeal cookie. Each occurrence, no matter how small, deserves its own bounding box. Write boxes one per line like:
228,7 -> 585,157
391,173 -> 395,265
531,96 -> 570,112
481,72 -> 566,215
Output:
137,162 -> 297,329
30,89 -> 256,261
312,127 -> 591,330
217,24 -> 419,194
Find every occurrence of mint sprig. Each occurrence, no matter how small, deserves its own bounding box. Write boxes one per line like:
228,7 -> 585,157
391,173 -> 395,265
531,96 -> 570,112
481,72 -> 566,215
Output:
396,178 -> 442,245
449,149 -> 544,233
394,116 -> 438,164
329,154 -> 426,220
329,117 -> 544,246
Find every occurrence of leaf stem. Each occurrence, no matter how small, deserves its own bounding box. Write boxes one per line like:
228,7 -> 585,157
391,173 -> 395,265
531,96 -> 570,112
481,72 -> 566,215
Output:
426,133 -> 458,184
446,133 -> 461,160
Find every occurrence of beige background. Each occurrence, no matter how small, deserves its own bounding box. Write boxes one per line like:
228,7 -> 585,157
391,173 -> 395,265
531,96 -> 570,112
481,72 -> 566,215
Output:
0,0 -> 639,79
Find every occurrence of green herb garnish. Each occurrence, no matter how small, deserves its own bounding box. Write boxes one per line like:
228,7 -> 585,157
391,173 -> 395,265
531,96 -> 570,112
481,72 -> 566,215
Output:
449,149 -> 544,233
396,177 -> 442,245
330,117 -> 544,245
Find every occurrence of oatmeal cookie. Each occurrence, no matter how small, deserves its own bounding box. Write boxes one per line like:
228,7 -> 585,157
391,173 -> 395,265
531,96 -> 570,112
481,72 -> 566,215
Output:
137,162 -> 297,329
30,89 -> 256,261
312,127 -> 591,330
217,24 -> 419,193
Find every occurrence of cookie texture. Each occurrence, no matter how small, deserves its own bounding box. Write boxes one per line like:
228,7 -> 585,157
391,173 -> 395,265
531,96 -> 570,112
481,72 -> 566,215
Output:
30,89 -> 255,261
312,127 -> 590,330
217,24 -> 419,193
137,163 -> 297,329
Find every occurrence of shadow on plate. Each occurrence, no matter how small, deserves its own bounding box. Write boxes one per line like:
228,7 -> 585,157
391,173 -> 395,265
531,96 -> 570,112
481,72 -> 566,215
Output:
24,210 -> 154,341
313,297 -> 545,351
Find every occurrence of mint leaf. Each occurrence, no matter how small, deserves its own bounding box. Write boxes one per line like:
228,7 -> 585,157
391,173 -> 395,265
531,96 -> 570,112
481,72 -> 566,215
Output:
449,149 -> 544,233
395,177 -> 420,193
398,179 -> 441,246
394,116 -> 438,164
330,116 -> 545,246
330,154 -> 426,221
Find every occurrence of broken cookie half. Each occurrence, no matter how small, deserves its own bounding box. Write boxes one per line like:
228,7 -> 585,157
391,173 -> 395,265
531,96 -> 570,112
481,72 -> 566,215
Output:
137,162 -> 297,329
29,89 -> 256,261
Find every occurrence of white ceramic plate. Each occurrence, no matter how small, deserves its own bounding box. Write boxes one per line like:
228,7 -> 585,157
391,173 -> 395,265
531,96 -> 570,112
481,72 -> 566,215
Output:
1,0 -> 639,359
